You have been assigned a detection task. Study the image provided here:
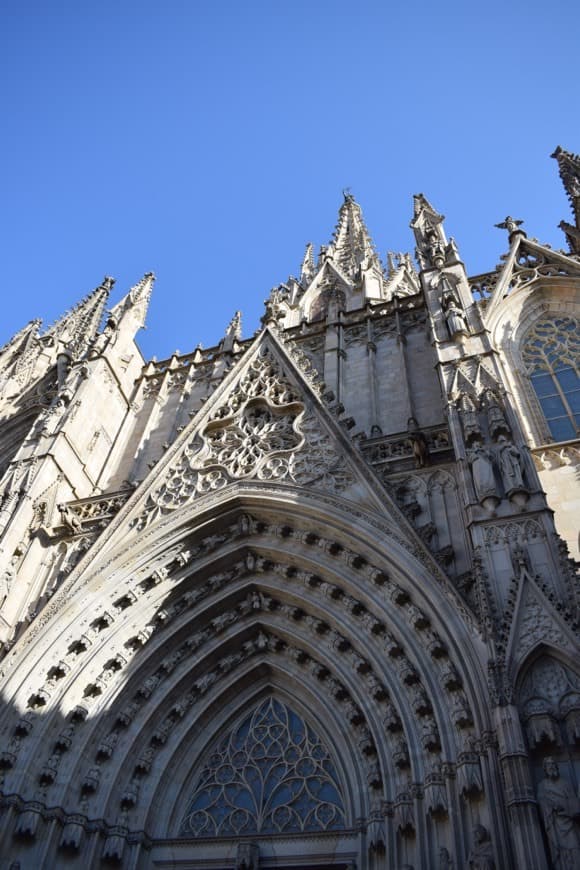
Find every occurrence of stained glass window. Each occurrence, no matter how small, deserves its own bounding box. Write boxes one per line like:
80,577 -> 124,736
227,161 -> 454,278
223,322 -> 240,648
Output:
179,698 -> 346,837
522,315 -> 580,442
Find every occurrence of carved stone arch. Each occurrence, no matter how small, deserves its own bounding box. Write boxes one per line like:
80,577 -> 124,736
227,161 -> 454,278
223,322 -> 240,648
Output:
34,584 -> 429,816
59,624 -> 380,842
0,488 -> 496,866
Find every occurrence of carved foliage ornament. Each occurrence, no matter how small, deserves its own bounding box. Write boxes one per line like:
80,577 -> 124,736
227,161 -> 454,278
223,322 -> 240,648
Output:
136,346 -> 353,527
179,697 -> 346,837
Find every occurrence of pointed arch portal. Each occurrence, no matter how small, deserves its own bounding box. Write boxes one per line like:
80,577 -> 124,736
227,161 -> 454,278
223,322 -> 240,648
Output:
0,482 -> 501,868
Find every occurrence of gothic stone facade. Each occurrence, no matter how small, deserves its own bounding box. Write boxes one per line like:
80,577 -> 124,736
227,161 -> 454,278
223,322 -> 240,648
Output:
0,150 -> 579,870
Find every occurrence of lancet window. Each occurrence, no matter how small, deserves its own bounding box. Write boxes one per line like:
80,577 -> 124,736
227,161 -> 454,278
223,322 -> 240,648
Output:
522,315 -> 580,442
179,697 -> 346,837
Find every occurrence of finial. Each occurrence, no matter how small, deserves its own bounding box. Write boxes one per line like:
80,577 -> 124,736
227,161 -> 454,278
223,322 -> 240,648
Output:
225,311 -> 242,339
494,216 -> 526,240
220,311 -> 242,353
342,187 -> 354,202
300,242 -> 315,284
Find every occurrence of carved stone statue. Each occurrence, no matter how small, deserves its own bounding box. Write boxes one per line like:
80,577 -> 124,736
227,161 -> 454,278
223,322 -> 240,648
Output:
407,417 -> 429,467
466,824 -> 495,869
482,389 -> 510,441
426,229 -> 446,268
0,552 -> 18,606
458,393 -> 482,445
537,757 -> 580,869
468,445 -> 497,505
57,503 -> 82,534
497,437 -> 525,494
495,215 -> 524,236
442,292 -> 468,339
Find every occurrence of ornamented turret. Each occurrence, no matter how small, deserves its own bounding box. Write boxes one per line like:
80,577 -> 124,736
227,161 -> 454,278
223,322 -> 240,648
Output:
552,145 -> 580,254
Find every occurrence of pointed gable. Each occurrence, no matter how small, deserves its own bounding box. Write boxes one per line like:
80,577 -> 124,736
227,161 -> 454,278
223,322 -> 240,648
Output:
506,575 -> 575,668
76,325 -> 446,591
131,327 -> 373,530
482,233 -> 580,322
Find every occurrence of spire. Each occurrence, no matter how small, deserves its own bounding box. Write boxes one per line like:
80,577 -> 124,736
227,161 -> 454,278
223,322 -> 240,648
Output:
328,193 -> 382,281
108,272 -> 154,333
45,277 -> 114,358
220,311 -> 242,353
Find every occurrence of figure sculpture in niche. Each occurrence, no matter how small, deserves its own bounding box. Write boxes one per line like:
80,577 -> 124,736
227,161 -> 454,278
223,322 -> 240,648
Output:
442,291 -> 469,339
426,229 -> 446,268
468,444 -> 498,507
497,436 -> 526,494
483,389 -> 511,441
537,757 -> 580,870
466,824 -> 495,869
458,393 -> 483,445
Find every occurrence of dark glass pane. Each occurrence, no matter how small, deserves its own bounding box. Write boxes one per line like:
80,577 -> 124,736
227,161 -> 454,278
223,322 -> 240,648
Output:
180,698 -> 346,838
540,395 -> 567,418
548,417 -> 575,441
531,373 -> 557,397
556,368 -> 580,391
567,391 -> 580,414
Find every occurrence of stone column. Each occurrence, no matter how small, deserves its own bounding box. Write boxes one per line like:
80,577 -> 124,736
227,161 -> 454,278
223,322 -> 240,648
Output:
494,704 -> 549,869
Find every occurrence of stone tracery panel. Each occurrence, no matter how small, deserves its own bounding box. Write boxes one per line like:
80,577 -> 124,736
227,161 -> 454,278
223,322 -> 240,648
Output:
136,346 -> 354,528
179,697 -> 347,837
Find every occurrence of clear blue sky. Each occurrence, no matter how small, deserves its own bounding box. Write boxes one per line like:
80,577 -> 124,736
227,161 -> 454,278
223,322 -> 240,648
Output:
1,0 -> 579,360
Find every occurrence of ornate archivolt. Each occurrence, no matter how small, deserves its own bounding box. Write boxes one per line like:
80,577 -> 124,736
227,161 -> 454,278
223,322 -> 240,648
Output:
0,503 -> 493,858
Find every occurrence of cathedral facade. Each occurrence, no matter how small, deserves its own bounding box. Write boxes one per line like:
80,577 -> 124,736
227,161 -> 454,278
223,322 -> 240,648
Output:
0,150 -> 578,869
